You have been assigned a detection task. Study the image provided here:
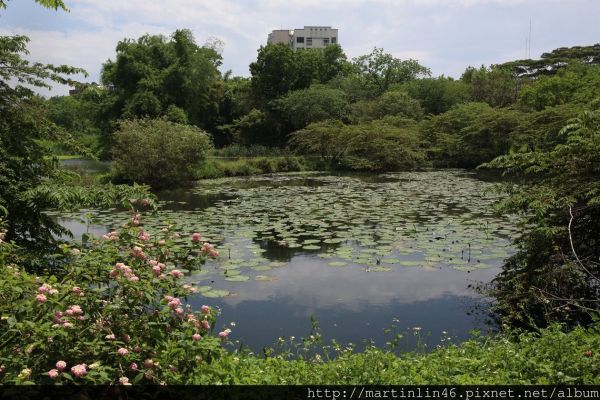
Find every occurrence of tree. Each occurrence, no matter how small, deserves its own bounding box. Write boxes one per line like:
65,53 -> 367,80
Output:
0,35 -> 85,254
350,90 -> 423,123
100,30 -> 222,140
351,47 -> 430,96
249,44 -> 350,101
461,65 -> 518,107
249,44 -> 299,101
482,110 -> 600,328
420,102 -> 522,167
274,85 -> 349,131
400,76 -> 472,115
0,0 -> 67,10
290,117 -> 424,171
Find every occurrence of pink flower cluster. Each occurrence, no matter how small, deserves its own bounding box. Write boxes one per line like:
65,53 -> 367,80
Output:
38,283 -> 59,295
165,296 -> 184,317
218,328 -> 232,339
191,232 -> 202,242
110,262 -> 139,282
201,242 -> 219,258
182,284 -> 198,294
138,230 -> 150,241
131,246 -> 146,260
70,364 -> 87,377
102,231 -> 119,241
149,259 -> 167,278
53,304 -> 84,327
170,269 -> 183,279
72,286 -> 84,297
131,213 -> 142,226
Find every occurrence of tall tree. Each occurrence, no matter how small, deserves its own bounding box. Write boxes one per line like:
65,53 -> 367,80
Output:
101,29 -> 222,135
351,47 -> 431,96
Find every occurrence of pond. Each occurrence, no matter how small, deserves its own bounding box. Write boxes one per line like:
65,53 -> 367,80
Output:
52,170 -> 520,352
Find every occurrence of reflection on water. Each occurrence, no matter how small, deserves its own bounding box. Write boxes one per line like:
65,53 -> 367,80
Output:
53,171 -> 516,352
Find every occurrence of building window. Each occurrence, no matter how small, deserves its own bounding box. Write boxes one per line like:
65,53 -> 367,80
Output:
331,37 -> 337,44
306,38 -> 312,46
323,38 -> 330,45
296,36 -> 304,43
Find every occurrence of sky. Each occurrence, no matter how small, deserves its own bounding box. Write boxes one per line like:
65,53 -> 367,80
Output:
1,0 -> 599,96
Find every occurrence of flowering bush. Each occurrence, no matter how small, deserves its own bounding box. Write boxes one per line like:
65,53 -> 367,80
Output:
0,207 -> 227,384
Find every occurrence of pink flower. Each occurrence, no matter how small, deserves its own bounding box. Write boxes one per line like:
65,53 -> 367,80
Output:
72,287 -> 83,296
122,334 -> 131,343
105,334 -> 116,340
65,309 -> 74,316
119,376 -> 131,385
170,270 -> 183,279
209,249 -> 219,257
167,298 -> 181,309
117,347 -> 129,356
131,246 -> 145,260
109,269 -> 118,278
152,265 -> 161,276
35,294 -> 47,303
192,333 -> 202,341
48,369 -> 59,379
56,361 -> 67,371
138,231 -> 150,241
37,284 -> 50,293
201,320 -> 211,330
140,199 -> 151,207
200,305 -> 210,314
69,305 -> 83,315
175,307 -> 184,316
218,329 -> 231,339
62,322 -> 74,328
191,232 -> 202,242
129,363 -> 138,371
128,275 -> 139,282
149,259 -> 158,266
158,239 -> 166,245
70,364 -> 87,377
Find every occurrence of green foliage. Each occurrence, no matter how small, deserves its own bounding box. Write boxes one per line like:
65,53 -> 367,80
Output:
350,90 -> 424,123
101,30 -> 222,132
0,35 -> 89,255
482,110 -> 600,328
343,117 -> 425,171
290,118 -> 424,171
227,109 -> 283,146
351,47 -> 431,96
421,102 -> 522,167
249,44 -> 349,101
500,43 -> 600,78
461,65 -> 518,107
193,323 -> 600,384
213,144 -> 290,158
197,156 -> 310,179
400,77 -> 472,115
0,209 -> 227,384
517,64 -> 600,111
0,0 -> 68,10
111,119 -> 212,188
274,85 -> 350,130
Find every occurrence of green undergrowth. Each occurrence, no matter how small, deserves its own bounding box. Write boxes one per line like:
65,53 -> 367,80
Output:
197,156 -> 316,179
193,324 -> 600,384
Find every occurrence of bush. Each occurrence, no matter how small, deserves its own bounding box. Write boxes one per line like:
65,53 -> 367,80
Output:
111,119 -> 212,188
0,207 -> 229,385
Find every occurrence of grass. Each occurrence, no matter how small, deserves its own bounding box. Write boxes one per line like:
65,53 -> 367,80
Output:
192,323 -> 600,384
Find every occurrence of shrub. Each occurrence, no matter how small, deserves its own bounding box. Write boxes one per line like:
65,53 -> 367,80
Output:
111,119 -> 212,188
0,207 -> 229,384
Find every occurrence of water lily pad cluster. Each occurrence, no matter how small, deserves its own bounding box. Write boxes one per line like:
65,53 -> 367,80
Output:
53,171 -> 520,298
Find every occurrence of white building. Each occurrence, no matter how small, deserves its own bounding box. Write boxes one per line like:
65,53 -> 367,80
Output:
267,26 -> 339,50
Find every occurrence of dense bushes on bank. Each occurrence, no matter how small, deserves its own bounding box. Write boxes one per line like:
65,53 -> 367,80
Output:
111,119 -> 212,188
